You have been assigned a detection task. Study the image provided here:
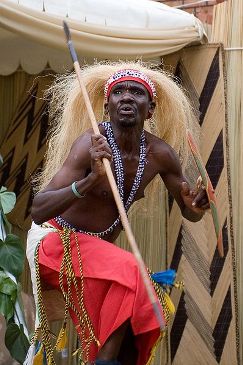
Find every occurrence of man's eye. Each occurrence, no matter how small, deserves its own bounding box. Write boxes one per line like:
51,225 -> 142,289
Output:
133,90 -> 143,95
114,90 -> 122,94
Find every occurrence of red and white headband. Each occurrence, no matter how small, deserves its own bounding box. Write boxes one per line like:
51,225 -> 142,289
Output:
104,69 -> 156,100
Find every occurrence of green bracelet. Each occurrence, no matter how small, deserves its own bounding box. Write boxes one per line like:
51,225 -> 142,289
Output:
71,181 -> 86,199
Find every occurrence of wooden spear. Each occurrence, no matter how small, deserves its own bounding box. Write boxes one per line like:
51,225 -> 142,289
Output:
63,21 -> 165,331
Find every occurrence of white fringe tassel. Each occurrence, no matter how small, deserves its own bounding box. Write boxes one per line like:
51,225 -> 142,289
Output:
23,343 -> 35,365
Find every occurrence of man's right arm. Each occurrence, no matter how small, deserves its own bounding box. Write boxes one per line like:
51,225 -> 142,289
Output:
31,132 -> 112,224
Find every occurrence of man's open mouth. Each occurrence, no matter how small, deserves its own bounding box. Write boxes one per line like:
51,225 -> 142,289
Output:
118,105 -> 136,116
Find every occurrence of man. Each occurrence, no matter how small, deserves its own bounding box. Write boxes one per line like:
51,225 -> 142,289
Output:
26,64 -> 209,365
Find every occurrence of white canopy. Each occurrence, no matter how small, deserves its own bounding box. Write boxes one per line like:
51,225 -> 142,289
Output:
0,0 -> 207,75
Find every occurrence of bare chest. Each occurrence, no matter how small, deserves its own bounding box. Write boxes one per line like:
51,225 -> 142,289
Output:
90,154 -> 158,203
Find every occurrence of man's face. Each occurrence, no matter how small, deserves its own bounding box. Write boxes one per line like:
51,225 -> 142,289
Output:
105,80 -> 155,128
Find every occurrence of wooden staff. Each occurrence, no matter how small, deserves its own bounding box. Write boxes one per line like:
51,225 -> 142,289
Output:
63,21 -> 165,330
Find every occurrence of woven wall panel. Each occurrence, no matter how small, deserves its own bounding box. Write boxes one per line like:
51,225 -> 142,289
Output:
0,75 -> 53,231
167,44 -> 239,365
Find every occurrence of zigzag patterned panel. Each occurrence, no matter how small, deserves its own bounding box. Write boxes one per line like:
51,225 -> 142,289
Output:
167,45 -> 239,365
0,75 -> 53,230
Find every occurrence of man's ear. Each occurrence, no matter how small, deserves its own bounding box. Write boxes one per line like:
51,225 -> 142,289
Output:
104,102 -> 109,115
104,103 -> 110,119
147,101 -> 156,119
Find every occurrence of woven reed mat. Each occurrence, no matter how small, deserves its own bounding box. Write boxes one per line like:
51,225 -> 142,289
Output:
166,44 -> 239,365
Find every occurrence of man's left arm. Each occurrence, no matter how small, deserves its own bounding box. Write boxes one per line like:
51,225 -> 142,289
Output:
159,146 -> 209,222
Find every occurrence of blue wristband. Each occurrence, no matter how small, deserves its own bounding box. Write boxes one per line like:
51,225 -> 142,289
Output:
71,181 -> 85,199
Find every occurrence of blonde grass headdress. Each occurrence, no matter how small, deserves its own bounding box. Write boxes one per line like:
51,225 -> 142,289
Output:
36,60 -> 197,193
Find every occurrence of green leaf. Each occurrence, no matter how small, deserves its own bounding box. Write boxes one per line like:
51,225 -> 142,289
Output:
0,271 -> 17,301
0,187 -> 16,214
0,234 -> 24,279
16,282 -> 26,313
5,323 -> 30,363
1,211 -> 12,234
0,292 -> 14,321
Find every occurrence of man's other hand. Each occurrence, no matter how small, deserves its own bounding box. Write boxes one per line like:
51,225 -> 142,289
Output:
180,181 -> 210,214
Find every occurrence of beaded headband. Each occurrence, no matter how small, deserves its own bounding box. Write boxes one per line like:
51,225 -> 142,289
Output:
104,69 -> 157,100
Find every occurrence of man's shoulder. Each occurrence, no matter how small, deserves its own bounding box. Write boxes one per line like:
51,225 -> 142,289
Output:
71,129 -> 91,150
72,125 -> 105,148
145,130 -> 174,155
145,130 -> 180,174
